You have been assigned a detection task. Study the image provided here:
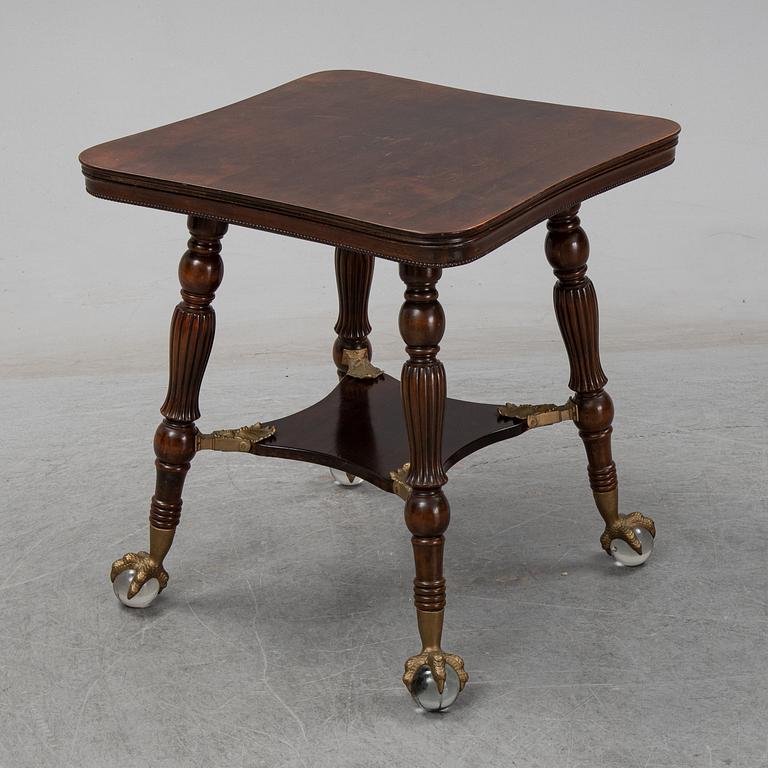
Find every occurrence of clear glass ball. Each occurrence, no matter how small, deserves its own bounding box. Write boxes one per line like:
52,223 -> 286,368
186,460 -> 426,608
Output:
410,664 -> 461,712
113,569 -> 160,608
330,468 -> 363,487
610,526 -> 654,567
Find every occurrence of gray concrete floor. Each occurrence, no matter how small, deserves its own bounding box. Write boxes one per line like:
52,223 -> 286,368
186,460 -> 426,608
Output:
1,342 -> 767,767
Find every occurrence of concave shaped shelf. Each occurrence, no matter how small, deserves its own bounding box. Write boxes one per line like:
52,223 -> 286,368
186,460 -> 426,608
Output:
240,374 -> 527,493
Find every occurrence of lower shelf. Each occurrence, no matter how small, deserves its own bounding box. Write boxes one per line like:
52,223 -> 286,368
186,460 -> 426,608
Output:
235,373 -> 528,494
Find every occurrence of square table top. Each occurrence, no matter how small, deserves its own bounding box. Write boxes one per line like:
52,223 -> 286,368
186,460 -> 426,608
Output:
80,70 -> 679,266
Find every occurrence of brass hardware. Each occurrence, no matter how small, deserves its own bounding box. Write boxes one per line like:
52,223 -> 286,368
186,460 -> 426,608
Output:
593,487 -> 620,527
110,551 -> 168,598
594,489 -> 656,555
149,524 -> 175,564
196,422 -> 276,453
402,608 -> 468,695
403,651 -> 468,695
416,608 -> 443,653
390,462 -> 411,500
110,526 -> 175,600
341,348 -> 384,380
498,399 -> 578,428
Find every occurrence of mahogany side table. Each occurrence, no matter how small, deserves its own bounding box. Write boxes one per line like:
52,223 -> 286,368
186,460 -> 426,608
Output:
79,70 -> 680,712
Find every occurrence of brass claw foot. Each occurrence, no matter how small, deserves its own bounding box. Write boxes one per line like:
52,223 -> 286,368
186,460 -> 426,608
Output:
403,650 -> 468,712
403,608 -> 468,711
403,650 -> 468,694
110,551 -> 168,608
110,525 -> 175,608
599,511 -> 656,555
599,510 -> 656,568
592,489 -> 656,567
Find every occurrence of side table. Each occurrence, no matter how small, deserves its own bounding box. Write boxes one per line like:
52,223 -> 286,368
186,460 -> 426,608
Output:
79,70 -> 680,711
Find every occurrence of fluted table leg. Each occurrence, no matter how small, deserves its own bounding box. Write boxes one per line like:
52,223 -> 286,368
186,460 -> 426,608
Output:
546,205 -> 655,563
398,264 -> 468,711
332,247 -> 382,380
110,216 -> 227,606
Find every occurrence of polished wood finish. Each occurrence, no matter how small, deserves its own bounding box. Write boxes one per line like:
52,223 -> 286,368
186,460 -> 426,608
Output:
333,247 -> 375,375
82,74 -> 680,704
546,207 -> 617,498
150,216 -> 226,533
398,264 -> 449,615
80,70 -> 679,266
239,374 -> 527,492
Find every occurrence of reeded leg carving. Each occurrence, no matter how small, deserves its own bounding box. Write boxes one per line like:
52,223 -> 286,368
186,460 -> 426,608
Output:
111,216 -> 227,606
398,264 -> 467,711
546,206 -> 655,565
332,247 -> 382,380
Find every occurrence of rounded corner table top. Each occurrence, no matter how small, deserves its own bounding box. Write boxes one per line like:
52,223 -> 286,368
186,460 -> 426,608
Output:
79,69 -> 680,266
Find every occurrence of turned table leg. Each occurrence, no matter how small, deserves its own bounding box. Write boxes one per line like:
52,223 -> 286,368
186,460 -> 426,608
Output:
546,205 -> 655,564
332,247 -> 382,380
110,215 -> 227,606
329,247 -> 382,488
398,264 -> 468,711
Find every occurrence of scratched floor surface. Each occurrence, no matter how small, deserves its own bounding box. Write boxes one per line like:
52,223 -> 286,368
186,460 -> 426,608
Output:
1,343 -> 767,767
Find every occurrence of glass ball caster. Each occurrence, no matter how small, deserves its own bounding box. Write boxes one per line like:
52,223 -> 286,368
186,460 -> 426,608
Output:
330,468 -> 363,487
410,663 -> 461,712
610,526 -> 654,567
112,568 -> 160,608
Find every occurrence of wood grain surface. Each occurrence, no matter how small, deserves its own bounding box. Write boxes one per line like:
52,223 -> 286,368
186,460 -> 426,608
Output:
80,70 -> 680,265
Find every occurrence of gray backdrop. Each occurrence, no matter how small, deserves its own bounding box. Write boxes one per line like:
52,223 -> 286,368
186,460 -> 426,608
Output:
2,2 -> 767,767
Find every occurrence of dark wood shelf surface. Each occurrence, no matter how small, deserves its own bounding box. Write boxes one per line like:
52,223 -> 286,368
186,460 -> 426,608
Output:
229,373 -> 527,493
